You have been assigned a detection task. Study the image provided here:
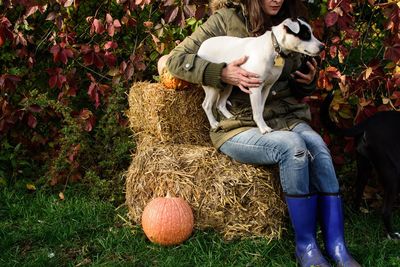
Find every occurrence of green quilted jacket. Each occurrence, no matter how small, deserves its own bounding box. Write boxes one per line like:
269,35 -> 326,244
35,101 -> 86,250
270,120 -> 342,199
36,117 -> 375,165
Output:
166,2 -> 316,149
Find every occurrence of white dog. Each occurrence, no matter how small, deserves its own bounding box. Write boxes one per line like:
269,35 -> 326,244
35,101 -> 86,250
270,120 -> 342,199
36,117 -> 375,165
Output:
197,18 -> 324,134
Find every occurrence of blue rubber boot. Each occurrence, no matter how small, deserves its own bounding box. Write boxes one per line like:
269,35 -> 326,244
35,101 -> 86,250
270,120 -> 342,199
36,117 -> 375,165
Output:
318,194 -> 361,267
286,195 -> 331,267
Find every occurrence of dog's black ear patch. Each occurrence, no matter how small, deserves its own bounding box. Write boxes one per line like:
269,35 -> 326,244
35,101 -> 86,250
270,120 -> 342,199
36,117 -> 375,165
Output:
284,20 -> 312,41
298,23 -> 311,41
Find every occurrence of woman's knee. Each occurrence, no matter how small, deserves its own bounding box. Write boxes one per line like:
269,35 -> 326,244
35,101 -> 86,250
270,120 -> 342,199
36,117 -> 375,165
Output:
296,127 -> 329,154
280,132 -> 308,160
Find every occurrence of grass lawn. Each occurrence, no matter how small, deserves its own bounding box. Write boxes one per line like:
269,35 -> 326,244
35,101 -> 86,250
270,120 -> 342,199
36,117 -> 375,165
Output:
1,184 -> 400,267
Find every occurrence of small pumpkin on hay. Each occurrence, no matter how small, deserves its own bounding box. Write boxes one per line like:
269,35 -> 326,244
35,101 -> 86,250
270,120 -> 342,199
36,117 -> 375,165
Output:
159,68 -> 191,90
158,54 -> 191,90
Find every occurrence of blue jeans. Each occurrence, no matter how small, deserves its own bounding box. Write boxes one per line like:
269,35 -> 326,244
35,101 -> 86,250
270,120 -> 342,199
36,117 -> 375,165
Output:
219,123 -> 339,195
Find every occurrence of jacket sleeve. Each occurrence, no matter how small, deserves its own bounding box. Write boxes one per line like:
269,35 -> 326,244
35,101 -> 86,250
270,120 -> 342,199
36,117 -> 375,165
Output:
165,10 -> 233,90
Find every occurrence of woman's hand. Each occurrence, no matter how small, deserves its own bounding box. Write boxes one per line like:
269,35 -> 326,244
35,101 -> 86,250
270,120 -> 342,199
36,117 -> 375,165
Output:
221,56 -> 262,93
291,57 -> 318,85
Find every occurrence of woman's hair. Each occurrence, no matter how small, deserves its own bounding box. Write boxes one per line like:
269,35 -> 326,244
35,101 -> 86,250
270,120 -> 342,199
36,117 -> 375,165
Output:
244,0 -> 309,36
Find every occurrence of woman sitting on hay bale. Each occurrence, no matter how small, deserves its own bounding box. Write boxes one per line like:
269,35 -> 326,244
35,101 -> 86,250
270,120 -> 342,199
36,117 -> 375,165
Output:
162,0 -> 361,267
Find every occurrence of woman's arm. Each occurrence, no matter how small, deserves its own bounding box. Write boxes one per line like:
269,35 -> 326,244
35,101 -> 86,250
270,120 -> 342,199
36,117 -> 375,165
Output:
166,11 -> 228,89
166,8 -> 262,91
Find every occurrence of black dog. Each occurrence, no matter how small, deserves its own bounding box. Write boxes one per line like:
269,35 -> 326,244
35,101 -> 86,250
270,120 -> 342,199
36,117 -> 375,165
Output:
321,90 -> 400,239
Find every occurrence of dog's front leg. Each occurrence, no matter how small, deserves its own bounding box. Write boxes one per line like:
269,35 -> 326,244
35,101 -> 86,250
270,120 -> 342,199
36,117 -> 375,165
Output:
249,85 -> 273,134
260,82 -> 273,118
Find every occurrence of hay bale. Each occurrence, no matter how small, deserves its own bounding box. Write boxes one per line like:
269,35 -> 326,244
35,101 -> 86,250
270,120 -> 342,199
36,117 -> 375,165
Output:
127,82 -> 210,145
125,139 -> 286,241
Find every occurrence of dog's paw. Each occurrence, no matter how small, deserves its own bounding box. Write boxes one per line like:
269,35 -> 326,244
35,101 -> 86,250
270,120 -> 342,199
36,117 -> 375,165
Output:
210,121 -> 219,129
260,126 -> 273,134
387,232 -> 400,240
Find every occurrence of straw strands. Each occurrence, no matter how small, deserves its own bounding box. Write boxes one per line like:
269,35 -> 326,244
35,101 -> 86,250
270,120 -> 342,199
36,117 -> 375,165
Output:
127,82 -> 209,145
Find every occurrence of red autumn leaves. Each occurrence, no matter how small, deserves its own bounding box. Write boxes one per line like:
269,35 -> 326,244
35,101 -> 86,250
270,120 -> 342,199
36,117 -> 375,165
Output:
46,14 -> 120,108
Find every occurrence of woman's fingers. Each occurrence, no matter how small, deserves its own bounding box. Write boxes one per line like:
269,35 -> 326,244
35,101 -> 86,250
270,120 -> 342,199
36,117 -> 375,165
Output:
238,84 -> 251,94
235,57 -> 260,79
240,75 -> 262,88
292,70 -> 313,84
291,59 -> 319,85
221,56 -> 262,91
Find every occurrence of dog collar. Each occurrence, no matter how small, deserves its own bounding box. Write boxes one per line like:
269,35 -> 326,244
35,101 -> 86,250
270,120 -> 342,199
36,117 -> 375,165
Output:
271,31 -> 290,58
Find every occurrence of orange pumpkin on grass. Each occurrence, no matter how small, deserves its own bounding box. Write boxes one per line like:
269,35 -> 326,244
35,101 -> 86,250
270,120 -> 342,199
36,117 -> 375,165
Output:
141,194 -> 194,246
